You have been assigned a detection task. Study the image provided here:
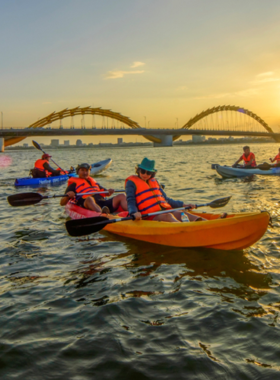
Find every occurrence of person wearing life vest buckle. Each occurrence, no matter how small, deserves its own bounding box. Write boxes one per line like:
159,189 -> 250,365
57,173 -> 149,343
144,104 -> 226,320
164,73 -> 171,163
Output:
269,148 -> 280,167
60,163 -> 128,213
232,146 -> 257,168
33,154 -> 63,178
125,158 -> 208,223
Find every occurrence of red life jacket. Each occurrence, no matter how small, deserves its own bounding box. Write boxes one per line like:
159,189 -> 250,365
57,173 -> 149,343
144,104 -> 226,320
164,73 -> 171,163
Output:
34,159 -> 52,176
242,152 -> 256,167
274,154 -> 280,163
125,175 -> 172,214
67,176 -> 106,199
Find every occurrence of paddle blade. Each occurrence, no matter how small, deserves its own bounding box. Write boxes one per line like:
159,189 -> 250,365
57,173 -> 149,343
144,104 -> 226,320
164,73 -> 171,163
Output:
32,140 -> 42,151
66,216 -> 109,237
7,192 -> 43,207
208,196 -> 231,208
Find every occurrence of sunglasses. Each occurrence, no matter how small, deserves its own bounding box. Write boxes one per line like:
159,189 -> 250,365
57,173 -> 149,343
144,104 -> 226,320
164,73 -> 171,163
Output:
140,168 -> 152,175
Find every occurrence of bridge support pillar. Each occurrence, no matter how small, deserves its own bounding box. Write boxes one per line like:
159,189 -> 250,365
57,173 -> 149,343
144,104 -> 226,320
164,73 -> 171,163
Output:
0,138 -> 4,152
153,135 -> 173,147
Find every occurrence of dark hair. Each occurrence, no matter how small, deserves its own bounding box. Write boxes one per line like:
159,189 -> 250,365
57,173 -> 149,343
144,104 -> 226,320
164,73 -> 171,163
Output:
243,145 -> 250,151
135,167 -> 156,178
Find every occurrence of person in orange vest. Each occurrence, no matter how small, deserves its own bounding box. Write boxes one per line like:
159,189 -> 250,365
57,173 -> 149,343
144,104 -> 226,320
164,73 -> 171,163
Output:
269,148 -> 280,167
60,163 -> 128,213
125,158 -> 208,222
33,154 -> 62,178
232,146 -> 257,168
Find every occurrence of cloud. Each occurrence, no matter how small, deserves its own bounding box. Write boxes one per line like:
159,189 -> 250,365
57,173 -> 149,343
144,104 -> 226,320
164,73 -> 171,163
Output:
105,61 -> 146,79
250,71 -> 280,85
176,86 -> 188,91
131,61 -> 145,68
250,77 -> 280,85
194,88 -> 259,100
256,71 -> 274,77
105,70 -> 145,79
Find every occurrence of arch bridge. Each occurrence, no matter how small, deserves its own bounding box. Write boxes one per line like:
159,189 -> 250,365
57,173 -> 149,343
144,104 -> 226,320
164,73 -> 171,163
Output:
3,105 -> 278,148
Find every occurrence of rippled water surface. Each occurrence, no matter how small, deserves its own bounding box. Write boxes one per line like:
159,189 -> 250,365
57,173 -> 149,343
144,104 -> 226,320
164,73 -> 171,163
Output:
1,143 -> 280,379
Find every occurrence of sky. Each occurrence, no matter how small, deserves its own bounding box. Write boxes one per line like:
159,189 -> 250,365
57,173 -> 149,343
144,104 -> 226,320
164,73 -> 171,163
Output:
1,0 -> 280,145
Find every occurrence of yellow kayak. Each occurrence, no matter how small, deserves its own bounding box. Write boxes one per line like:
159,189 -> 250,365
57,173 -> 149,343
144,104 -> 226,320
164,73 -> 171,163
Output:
103,211 -> 270,250
65,204 -> 269,250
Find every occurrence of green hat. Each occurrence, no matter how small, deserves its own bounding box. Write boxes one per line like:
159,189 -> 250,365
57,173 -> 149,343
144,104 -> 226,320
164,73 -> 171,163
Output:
138,157 -> 157,172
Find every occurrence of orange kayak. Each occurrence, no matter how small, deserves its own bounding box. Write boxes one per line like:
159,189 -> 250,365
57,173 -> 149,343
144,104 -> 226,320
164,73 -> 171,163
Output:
65,203 -> 269,250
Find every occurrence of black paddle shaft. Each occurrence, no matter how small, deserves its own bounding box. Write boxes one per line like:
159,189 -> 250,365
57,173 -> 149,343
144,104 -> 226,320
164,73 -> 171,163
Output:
66,196 -> 231,237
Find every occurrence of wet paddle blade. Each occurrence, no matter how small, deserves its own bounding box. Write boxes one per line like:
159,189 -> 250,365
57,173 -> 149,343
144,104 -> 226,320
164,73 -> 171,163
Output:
7,192 -> 43,207
32,140 -> 42,151
208,196 -> 231,208
66,216 -> 110,237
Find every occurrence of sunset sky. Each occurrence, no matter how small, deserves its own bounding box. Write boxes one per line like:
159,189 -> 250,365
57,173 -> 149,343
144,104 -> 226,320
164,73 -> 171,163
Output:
1,0 -> 280,145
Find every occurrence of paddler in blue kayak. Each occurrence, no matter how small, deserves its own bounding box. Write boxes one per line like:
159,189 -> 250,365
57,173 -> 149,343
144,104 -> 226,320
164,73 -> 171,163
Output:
232,146 -> 257,168
60,163 -> 128,213
32,153 -> 64,178
125,158 -> 208,223
269,148 -> 280,167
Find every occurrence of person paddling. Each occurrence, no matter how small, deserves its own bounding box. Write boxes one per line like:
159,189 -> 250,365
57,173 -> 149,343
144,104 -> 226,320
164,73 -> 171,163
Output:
32,153 -> 63,178
232,146 -> 257,168
60,163 -> 128,213
269,148 -> 280,167
125,158 -> 207,223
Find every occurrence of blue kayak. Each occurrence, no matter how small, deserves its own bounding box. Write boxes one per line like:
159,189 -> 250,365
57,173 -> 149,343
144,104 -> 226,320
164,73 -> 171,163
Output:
14,159 -> 112,187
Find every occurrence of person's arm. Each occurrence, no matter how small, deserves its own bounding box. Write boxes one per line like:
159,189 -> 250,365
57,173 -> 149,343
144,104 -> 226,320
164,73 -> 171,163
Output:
232,156 -> 242,167
270,156 -> 276,163
60,183 -> 76,206
43,162 -> 60,174
125,180 -> 140,219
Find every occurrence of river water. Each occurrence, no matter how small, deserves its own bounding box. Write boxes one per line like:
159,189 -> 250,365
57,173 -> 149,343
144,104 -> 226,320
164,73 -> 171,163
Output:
1,143 -> 280,380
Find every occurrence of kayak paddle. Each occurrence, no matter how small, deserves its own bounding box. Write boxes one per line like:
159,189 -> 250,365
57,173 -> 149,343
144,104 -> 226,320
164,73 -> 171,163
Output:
66,196 -> 231,237
32,140 -> 67,173
7,190 -> 125,207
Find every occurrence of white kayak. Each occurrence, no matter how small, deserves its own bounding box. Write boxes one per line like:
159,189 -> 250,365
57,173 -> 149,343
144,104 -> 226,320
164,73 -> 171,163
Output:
90,158 -> 112,175
212,164 -> 280,178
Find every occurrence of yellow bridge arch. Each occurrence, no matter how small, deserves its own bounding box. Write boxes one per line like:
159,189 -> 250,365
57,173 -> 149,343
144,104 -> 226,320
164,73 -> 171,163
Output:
4,104 -> 276,147
173,105 -> 276,141
4,106 -> 161,147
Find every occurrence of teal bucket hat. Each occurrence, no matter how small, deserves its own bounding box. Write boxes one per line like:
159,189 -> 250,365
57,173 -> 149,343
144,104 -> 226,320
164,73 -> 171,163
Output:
138,157 -> 157,172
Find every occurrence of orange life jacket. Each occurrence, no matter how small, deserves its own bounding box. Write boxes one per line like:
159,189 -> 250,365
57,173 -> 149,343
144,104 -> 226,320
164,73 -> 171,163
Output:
275,154 -> 280,163
125,175 -> 172,214
242,152 -> 256,167
67,176 -> 106,199
34,159 -> 52,176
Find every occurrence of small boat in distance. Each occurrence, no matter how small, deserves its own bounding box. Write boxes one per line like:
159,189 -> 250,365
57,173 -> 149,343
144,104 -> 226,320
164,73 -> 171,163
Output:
212,164 -> 280,178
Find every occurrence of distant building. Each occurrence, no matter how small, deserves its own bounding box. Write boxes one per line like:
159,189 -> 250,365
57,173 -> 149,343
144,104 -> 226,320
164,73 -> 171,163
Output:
117,138 -> 123,144
51,139 -> 59,147
76,139 -> 83,146
64,140 -> 70,146
192,135 -> 205,143
23,143 -> 28,147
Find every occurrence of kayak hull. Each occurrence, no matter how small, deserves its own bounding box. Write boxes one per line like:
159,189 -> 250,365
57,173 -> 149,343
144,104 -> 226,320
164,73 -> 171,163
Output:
214,164 -> 280,178
14,159 -> 112,187
65,203 -> 269,250
90,158 -> 112,175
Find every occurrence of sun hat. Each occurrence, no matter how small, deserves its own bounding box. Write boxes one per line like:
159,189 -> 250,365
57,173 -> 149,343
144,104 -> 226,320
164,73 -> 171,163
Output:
42,153 -> 52,159
137,158 -> 157,172
76,163 -> 91,174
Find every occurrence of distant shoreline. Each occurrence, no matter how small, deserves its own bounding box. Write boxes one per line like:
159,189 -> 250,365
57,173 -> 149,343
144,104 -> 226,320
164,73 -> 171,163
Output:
5,138 -> 275,151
